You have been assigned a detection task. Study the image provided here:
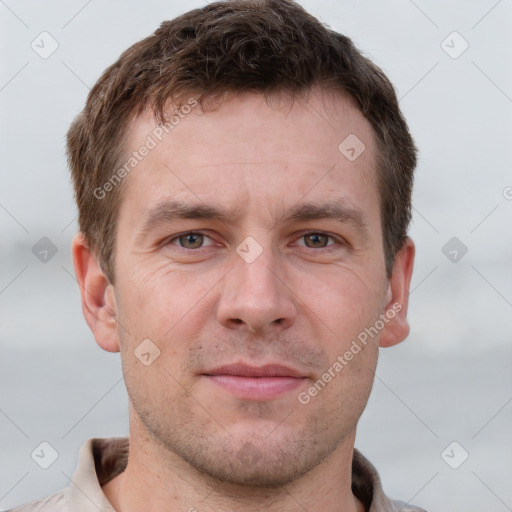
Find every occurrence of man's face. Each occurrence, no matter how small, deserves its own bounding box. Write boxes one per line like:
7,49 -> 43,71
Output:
110,88 -> 391,485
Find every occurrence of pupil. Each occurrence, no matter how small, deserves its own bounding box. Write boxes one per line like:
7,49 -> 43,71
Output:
306,233 -> 326,247
181,233 -> 202,248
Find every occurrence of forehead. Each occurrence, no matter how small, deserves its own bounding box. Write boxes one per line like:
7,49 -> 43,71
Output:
118,87 -> 380,228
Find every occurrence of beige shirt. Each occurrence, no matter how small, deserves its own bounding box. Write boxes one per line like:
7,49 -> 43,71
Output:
8,437 -> 426,512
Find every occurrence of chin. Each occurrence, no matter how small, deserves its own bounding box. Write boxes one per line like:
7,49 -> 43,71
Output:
168,428 -> 338,488
189,447 -> 322,488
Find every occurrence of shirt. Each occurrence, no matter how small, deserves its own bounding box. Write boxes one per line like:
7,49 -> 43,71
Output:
7,437 -> 427,512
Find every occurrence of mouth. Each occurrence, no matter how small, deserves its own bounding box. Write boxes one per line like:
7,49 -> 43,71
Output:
201,363 -> 308,401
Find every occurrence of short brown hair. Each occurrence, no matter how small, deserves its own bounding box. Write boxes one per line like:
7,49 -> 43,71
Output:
67,0 -> 416,282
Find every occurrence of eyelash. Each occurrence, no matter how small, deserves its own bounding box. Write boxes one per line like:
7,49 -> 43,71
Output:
166,231 -> 343,250
168,231 -> 216,249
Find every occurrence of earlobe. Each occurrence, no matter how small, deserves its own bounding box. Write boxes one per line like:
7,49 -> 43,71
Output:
72,233 -> 120,353
379,237 -> 415,348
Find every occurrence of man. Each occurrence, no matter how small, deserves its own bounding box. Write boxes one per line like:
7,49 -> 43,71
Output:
10,0 -> 424,510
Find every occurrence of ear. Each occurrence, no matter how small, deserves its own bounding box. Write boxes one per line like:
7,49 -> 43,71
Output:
72,233 -> 120,353
379,237 -> 415,348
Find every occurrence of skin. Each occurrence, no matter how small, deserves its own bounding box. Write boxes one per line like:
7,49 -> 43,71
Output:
73,87 -> 414,512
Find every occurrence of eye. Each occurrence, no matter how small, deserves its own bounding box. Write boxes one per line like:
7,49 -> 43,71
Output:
169,232 -> 214,249
298,232 -> 336,249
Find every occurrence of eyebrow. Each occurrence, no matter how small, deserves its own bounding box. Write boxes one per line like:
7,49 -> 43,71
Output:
284,202 -> 368,232
135,200 -> 243,243
136,199 -> 369,242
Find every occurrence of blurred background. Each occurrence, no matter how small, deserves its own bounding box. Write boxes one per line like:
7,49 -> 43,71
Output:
1,0 -> 511,510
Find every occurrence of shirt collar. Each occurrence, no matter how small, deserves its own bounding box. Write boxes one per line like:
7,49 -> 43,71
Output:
67,437 -> 408,512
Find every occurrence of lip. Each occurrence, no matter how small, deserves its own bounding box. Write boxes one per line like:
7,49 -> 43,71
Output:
204,363 -> 304,378
201,364 -> 307,401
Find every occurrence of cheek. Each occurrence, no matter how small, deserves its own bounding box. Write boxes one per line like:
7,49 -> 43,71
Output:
114,263 -> 221,356
296,266 -> 385,347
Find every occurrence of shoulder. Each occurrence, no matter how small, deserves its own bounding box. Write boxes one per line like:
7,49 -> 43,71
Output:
5,488 -> 67,512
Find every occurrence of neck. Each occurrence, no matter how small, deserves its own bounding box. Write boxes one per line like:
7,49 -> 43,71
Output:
102,417 -> 364,512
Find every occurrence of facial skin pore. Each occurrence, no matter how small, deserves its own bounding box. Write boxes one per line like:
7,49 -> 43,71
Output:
73,87 -> 414,512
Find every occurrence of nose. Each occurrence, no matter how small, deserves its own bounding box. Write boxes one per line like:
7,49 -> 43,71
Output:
216,245 -> 298,334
